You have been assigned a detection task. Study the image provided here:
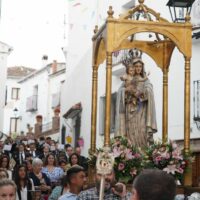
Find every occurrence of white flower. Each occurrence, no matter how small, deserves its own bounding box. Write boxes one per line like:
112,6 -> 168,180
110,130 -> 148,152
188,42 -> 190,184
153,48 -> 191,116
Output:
163,164 -> 179,175
112,146 -> 122,158
170,140 -> 178,149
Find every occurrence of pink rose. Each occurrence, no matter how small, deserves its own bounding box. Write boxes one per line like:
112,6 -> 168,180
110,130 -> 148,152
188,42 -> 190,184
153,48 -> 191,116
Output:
118,163 -> 125,171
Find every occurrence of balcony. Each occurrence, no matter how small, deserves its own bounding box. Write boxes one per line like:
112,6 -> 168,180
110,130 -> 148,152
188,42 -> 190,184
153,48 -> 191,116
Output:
35,117 -> 60,137
26,95 -> 38,112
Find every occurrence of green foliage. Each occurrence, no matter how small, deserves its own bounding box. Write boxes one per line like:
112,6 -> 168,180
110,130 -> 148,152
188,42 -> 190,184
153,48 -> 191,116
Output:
88,137 -> 193,184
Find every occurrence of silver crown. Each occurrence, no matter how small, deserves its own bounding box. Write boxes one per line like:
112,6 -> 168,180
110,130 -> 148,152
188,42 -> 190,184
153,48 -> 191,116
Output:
122,48 -> 143,67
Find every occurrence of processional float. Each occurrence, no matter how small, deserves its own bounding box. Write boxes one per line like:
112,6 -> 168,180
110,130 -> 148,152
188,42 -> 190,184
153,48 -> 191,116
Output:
90,0 -> 193,191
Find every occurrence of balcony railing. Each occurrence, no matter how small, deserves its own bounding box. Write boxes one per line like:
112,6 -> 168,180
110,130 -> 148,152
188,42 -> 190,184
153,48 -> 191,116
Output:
42,122 -> 52,132
35,117 -> 60,136
26,95 -> 38,112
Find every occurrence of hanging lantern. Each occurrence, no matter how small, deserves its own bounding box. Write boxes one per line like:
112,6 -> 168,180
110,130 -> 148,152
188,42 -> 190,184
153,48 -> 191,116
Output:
166,0 -> 195,22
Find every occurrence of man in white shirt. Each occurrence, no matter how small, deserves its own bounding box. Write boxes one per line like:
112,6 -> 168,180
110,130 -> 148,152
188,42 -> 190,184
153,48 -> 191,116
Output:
58,165 -> 86,200
13,143 -> 28,165
29,143 -> 39,158
65,145 -> 73,162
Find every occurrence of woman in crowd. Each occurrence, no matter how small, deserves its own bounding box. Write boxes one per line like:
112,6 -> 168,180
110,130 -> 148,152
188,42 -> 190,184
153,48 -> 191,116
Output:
0,154 -> 12,178
0,168 -> 9,179
14,164 -> 34,200
69,153 -> 81,167
42,153 -> 64,187
59,160 -> 69,174
48,174 -> 69,200
29,158 -> 51,198
25,159 -> 33,174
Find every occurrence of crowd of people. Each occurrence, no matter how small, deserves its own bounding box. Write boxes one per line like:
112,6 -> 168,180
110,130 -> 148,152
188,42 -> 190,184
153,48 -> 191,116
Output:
0,135 -> 89,200
0,135 -> 199,200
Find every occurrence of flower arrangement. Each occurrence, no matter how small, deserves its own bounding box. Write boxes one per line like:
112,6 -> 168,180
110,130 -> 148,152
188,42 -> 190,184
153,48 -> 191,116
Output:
111,136 -> 143,183
88,136 -> 193,184
88,136 -> 143,183
142,140 -> 193,183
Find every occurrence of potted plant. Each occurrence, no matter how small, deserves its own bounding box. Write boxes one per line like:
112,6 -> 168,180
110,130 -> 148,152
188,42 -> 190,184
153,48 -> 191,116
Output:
54,107 -> 60,117
36,115 -> 43,123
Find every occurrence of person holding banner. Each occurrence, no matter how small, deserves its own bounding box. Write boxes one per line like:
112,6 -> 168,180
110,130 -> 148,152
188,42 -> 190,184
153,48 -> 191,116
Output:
78,170 -> 131,200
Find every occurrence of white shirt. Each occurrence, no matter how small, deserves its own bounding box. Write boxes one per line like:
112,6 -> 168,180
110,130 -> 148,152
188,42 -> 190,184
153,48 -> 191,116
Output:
30,151 -> 36,157
16,179 -> 35,200
58,192 -> 78,200
19,151 -> 25,164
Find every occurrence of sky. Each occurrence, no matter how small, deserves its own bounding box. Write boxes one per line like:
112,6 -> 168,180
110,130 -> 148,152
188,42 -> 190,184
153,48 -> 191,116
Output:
0,0 -> 68,69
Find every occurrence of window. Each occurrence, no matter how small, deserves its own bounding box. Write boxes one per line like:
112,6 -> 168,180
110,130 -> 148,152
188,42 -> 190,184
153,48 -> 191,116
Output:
5,86 -> 7,105
33,85 -> 38,96
99,93 -> 117,135
10,117 -> 20,134
193,80 -> 200,130
11,88 -> 20,100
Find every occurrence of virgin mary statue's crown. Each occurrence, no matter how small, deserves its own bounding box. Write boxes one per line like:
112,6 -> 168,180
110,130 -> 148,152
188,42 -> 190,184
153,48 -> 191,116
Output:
122,48 -> 143,67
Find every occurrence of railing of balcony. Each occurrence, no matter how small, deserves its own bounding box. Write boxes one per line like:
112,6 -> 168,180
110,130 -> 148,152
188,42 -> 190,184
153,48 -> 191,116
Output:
39,117 -> 60,136
26,95 -> 38,112
42,122 -> 52,132
56,63 -> 66,71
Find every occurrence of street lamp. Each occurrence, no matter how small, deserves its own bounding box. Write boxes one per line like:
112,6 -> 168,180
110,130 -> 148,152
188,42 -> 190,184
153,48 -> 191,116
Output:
13,107 -> 20,134
166,0 -> 196,22
13,107 -> 19,118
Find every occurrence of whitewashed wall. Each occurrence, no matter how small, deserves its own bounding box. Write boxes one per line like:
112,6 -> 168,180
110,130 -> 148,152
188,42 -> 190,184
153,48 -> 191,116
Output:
19,70 -> 49,133
3,78 -> 21,135
19,65 -> 66,136
61,0 -> 200,156
0,42 -> 12,133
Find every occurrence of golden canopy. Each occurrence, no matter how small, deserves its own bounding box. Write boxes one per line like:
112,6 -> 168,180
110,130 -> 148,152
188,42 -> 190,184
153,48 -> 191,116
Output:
90,0 -> 192,156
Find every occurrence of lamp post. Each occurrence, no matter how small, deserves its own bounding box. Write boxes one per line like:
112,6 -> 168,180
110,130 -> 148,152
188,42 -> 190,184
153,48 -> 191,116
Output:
166,0 -> 196,22
13,107 -> 19,133
13,107 -> 18,118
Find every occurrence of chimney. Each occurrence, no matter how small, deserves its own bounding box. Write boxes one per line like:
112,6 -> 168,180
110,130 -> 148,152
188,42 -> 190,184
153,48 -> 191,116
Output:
42,55 -> 48,67
52,60 -> 57,73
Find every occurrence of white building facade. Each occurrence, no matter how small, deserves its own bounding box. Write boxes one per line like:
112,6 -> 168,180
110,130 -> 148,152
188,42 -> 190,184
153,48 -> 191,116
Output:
3,67 -> 35,136
18,60 -> 66,140
0,41 -> 12,133
61,0 -> 200,155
